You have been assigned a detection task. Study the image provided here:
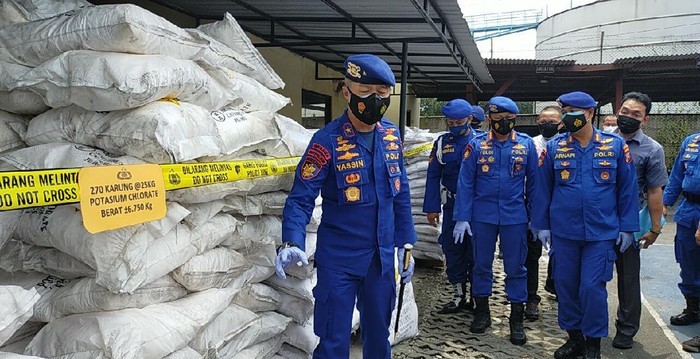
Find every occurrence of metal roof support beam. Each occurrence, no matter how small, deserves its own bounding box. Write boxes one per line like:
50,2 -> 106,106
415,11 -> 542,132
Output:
253,37 -> 448,47
213,16 -> 443,23
409,0 -> 482,91
320,0 -> 436,85
399,42 -> 409,141
614,74 -> 624,113
494,76 -> 516,96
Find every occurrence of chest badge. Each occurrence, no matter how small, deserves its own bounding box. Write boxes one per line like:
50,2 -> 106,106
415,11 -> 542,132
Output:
386,142 -> 399,151
337,151 -> 360,161
481,164 -> 490,173
394,178 -> 401,192
600,171 -> 610,180
560,169 -> 570,180
345,186 -> 361,202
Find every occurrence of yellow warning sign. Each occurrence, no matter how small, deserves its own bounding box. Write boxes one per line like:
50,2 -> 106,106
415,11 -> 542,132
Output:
404,142 -> 433,158
162,157 -> 300,190
79,164 -> 166,233
0,169 -> 80,210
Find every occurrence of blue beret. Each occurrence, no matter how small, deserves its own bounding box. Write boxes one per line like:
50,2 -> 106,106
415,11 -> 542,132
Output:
344,54 -> 396,86
557,91 -> 597,109
441,99 -> 472,119
471,105 -> 485,121
487,96 -> 519,114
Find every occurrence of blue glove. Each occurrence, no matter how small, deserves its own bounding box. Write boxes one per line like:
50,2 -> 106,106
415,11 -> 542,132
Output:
536,229 -> 551,251
617,232 -> 635,253
453,221 -> 472,244
397,247 -> 415,284
275,246 -> 309,279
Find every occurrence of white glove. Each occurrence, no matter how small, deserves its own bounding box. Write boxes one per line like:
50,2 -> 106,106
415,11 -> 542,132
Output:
453,221 -> 472,244
537,229 -> 552,251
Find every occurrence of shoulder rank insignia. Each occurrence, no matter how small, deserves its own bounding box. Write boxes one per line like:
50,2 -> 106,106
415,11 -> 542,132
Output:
464,144 -> 473,159
337,151 -> 360,161
623,144 -> 632,163
343,122 -> 355,137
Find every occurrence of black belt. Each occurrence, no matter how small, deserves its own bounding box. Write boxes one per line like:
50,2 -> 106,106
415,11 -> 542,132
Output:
683,191 -> 700,204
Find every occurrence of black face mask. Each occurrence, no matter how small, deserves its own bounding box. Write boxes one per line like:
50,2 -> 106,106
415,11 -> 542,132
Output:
562,111 -> 588,133
491,118 -> 515,136
616,114 -> 641,134
538,123 -> 560,139
470,121 -> 482,129
348,89 -> 390,125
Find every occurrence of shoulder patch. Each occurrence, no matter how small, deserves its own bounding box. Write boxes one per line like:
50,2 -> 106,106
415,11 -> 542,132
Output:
464,144 -> 473,159
538,148 -> 547,167
623,144 -> 632,163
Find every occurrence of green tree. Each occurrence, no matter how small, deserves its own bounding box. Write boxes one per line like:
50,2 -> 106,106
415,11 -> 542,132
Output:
420,98 -> 446,117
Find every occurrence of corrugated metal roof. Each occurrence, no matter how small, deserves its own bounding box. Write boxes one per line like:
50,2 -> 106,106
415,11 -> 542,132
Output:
109,0 -> 493,88
484,58 -> 576,66
614,53 -> 699,64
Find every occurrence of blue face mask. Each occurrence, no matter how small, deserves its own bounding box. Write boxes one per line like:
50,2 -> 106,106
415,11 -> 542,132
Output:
449,123 -> 470,137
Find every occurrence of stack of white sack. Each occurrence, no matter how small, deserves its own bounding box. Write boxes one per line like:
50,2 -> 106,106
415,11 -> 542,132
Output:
402,127 -> 444,262
0,2 -> 313,357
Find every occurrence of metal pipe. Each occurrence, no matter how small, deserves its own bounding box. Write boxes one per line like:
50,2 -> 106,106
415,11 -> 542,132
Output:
399,42 -> 409,141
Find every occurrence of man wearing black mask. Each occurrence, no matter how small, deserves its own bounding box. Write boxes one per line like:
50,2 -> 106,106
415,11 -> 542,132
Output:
524,105 -> 563,320
612,92 -> 668,349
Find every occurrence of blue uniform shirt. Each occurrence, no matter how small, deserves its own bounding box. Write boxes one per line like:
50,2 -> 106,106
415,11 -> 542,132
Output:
532,130 -> 640,240
453,131 -> 538,225
282,111 -> 416,276
663,132 -> 700,227
423,130 -> 476,213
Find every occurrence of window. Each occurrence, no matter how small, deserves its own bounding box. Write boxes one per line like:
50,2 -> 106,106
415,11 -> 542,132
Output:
302,89 -> 331,129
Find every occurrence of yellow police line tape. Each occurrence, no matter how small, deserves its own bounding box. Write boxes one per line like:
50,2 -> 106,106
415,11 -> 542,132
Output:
0,141 -> 434,211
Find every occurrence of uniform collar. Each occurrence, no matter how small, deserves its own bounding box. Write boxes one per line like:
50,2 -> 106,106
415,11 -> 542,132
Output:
627,129 -> 645,144
486,130 -> 517,144
567,129 -> 602,144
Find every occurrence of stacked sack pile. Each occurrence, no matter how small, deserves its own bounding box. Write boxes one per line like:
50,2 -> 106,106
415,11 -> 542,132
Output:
0,1 -> 419,358
0,1 -> 311,357
402,127 -> 444,262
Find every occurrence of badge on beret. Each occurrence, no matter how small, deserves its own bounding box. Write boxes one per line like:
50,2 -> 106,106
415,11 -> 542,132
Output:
560,169 -> 570,180
345,186 -> 361,202
347,62 -> 361,79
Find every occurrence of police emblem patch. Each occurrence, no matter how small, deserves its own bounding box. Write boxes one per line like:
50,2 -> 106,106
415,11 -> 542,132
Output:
560,169 -> 570,180
464,144 -> 473,159
301,161 -> 320,180
481,164 -> 490,173
394,178 -> 401,192
600,171 -> 610,180
345,186 -> 361,202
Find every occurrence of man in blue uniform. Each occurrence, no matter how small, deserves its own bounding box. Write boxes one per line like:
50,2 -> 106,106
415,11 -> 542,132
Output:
453,96 -> 538,345
471,105 -> 487,134
532,91 -> 639,359
424,99 -> 477,314
278,54 -> 417,359
663,131 -> 700,329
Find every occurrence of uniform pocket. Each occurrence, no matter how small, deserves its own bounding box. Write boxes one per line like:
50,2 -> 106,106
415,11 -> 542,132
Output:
554,160 -> 576,184
336,169 -> 368,205
593,159 -> 617,184
312,286 -> 332,338
510,155 -> 528,177
681,153 -> 697,176
603,249 -> 617,282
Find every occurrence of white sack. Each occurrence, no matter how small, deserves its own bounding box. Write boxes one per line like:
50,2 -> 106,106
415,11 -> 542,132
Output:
0,4 -> 252,72
171,247 -> 251,292
216,311 -> 291,357
32,275 -> 187,322
282,320 -> 318,355
0,239 -> 95,280
264,269 -> 316,302
0,60 -> 47,115
197,13 -> 284,90
25,287 -> 237,359
232,283 -> 281,313
235,336 -> 283,359
0,286 -> 39,346
276,290 -> 313,325
189,303 -> 258,355
0,111 -> 26,155
0,0 -> 91,26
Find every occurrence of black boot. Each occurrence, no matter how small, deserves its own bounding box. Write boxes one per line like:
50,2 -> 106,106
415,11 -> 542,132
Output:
584,337 -> 601,359
439,283 -> 465,314
554,330 -> 585,359
509,303 -> 527,345
470,297 -> 491,333
670,296 -> 700,326
524,299 -> 540,320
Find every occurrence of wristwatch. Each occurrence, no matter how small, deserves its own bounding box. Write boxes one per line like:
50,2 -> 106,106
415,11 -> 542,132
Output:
276,241 -> 300,254
650,228 -> 662,235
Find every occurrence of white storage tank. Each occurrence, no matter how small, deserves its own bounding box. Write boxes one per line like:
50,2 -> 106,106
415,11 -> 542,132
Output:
535,0 -> 700,63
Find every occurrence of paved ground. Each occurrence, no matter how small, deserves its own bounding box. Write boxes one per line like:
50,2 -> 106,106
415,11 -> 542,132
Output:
350,218 -> 700,358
